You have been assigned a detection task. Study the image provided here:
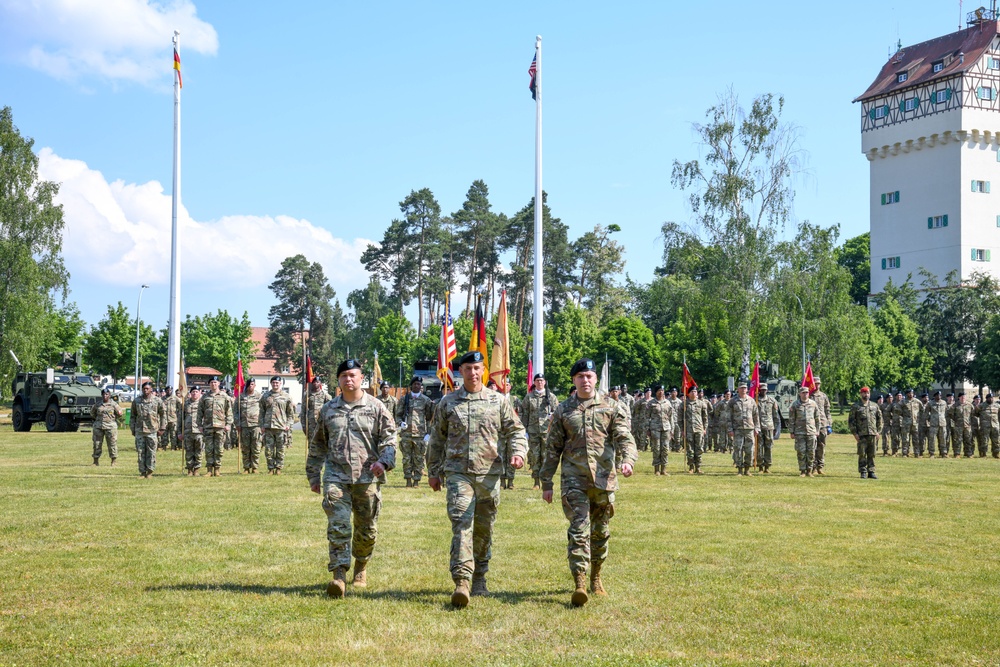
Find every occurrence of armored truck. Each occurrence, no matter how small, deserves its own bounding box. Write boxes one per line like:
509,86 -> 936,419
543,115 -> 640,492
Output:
10,353 -> 104,432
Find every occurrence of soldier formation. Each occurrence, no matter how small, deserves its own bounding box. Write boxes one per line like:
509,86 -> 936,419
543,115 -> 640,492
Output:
877,389 -> 1000,460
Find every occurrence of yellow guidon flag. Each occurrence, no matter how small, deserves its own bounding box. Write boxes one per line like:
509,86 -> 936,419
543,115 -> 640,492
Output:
174,48 -> 182,88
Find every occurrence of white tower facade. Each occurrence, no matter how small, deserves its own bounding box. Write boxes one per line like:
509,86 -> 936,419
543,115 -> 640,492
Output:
858,14 -> 1000,298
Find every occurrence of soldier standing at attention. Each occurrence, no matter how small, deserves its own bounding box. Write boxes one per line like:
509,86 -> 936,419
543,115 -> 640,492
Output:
684,386 -> 710,474
395,377 -> 435,488
918,392 -> 930,456
160,386 -> 180,451
729,382 -> 760,477
879,394 -> 893,456
668,387 -> 683,453
717,390 -> 734,453
810,377 -> 832,475
849,386 -> 883,479
980,393 -> 1000,457
260,376 -> 295,474
377,381 -> 397,417
891,391 -> 904,455
925,391 -> 947,457
130,381 -> 165,479
521,373 -> 558,490
646,385 -> 673,476
789,385 -> 820,477
302,376 -> 333,449
428,350 -> 527,608
91,388 -> 123,466
943,393 -> 956,456
307,359 -> 396,598
953,393 -> 974,458
182,386 -> 204,475
631,389 -> 648,452
755,384 -> 781,474
899,388 -> 920,458
972,395 -> 983,457
239,378 -> 263,473
541,358 -> 636,607
198,377 -> 233,477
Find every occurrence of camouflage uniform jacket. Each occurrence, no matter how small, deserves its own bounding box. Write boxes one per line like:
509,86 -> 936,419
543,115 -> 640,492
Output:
757,395 -> 781,431
395,391 -> 435,437
301,388 -> 333,431
182,397 -> 202,435
259,389 -> 295,429
980,401 -> 1000,429
428,386 -> 527,478
788,398 -> 820,436
540,391 -> 637,493
971,403 -> 981,431
879,401 -> 893,427
198,390 -> 234,430
521,388 -> 559,435
921,401 -> 931,427
668,397 -> 683,424
899,398 -> 921,428
377,393 -> 398,419
646,398 -> 674,432
729,395 -> 760,432
238,390 -> 262,428
714,400 -> 732,431
683,397 -> 710,435
163,395 -> 181,425
306,392 -> 396,487
130,395 -> 165,435
91,400 -> 123,429
951,403 -> 974,430
849,399 -> 883,436
812,390 -> 832,428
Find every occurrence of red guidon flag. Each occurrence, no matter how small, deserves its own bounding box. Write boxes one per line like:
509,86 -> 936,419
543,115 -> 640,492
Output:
682,363 -> 697,396
174,48 -> 182,88
748,361 -> 761,398
802,361 -> 817,394
234,356 -> 244,399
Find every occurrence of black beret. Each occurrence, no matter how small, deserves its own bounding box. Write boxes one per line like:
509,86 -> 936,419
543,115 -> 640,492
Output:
270,375 -> 282,383
988,393 -> 994,398
653,384 -> 663,393
190,384 -> 200,391
906,388 -> 915,393
336,359 -> 361,376
209,376 -> 219,382
920,392 -> 928,398
959,392 -> 966,397
533,373 -> 545,380
946,392 -> 954,398
101,388 -> 110,395
379,380 -> 389,387
141,381 -> 152,389
610,385 -> 620,391
570,358 -> 596,376
458,350 -> 484,366
933,390 -> 941,396
410,376 -> 423,385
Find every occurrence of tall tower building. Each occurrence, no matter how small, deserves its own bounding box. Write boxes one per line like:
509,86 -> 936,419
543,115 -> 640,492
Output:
857,9 -> 1000,298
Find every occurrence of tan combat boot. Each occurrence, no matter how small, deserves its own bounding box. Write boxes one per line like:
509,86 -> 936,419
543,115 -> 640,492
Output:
352,559 -> 367,588
571,571 -> 589,607
327,567 -> 347,598
110,458 -> 117,467
590,562 -> 607,596
471,574 -> 489,597
451,579 -> 470,608
507,478 -> 514,489
532,476 -> 540,491
93,458 -> 100,467
405,479 -> 412,488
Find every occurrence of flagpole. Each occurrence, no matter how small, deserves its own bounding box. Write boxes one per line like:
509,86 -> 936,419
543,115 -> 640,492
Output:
682,355 -> 687,459
532,35 -> 544,376
166,31 -> 182,402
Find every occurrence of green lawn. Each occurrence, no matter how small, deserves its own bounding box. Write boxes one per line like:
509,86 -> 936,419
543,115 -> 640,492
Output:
1,427 -> 999,666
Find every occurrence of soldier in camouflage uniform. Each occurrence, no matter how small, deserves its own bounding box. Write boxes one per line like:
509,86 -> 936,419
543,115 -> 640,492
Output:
951,393 -> 974,458
849,386 -> 883,479
160,386 -> 181,451
890,391 -> 904,455
631,389 -> 650,452
925,391 -> 947,457
972,395 -> 983,457
980,393 -> 1000,457
377,381 -> 397,417
225,389 -> 238,450
918,393 -> 930,456
499,380 -> 520,489
428,350 -> 527,608
729,382 -> 760,476
879,394 -> 893,455
646,385 -> 673,476
238,378 -> 263,473
198,377 -> 233,476
608,386 -> 628,472
302,376 -> 333,451
668,387 -> 683,452
942,393 -> 955,455
130,382 -> 165,478
520,374 -> 559,489
716,390 -> 734,452
260,376 -> 295,474
788,386 -> 820,477
755,384 -> 781,474
684,386 -> 710,474
181,386 -> 204,475
307,359 -> 396,598
541,358 -> 636,607
91,388 -> 123,466
395,376 -> 435,488
810,377 -> 832,475
898,389 -> 920,457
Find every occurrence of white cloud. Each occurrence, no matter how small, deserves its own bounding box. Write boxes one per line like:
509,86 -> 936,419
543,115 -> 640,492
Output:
0,0 -> 217,86
37,148 -> 376,296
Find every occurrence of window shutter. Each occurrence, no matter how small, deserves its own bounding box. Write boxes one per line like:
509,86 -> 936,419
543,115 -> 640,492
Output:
899,99 -> 907,113
988,182 -> 992,194
869,108 -> 876,120
946,88 -> 952,101
894,191 -> 900,203
943,214 -> 948,226
979,86 -> 984,98
973,180 -> 978,192
973,249 -> 978,261
896,256 -> 901,268
928,217 -> 934,229
988,249 -> 992,261
882,194 -> 887,205
883,105 -> 889,117
882,258 -> 887,270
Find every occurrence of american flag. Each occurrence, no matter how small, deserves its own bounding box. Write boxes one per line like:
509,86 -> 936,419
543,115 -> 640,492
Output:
528,54 -> 537,100
437,296 -> 457,390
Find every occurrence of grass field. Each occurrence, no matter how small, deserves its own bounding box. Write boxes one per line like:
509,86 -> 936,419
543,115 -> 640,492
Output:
1,427 -> 999,666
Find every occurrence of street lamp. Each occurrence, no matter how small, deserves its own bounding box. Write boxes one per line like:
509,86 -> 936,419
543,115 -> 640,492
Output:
397,356 -> 404,390
793,294 -> 806,380
134,284 -> 149,400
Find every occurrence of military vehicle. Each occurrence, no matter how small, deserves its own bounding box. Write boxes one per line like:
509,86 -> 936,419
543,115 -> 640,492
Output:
761,361 -> 800,427
412,359 -> 450,401
10,352 -> 104,432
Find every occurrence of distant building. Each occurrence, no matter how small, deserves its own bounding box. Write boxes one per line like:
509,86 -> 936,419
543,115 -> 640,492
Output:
856,10 -> 1000,299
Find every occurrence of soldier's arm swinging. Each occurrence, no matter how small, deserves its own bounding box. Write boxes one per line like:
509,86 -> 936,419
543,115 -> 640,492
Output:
371,400 -> 397,477
306,413 -> 328,494
539,404 -> 566,504
427,401 -> 447,492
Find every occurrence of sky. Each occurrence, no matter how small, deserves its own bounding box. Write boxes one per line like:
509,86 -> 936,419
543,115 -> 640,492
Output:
0,0 -> 975,332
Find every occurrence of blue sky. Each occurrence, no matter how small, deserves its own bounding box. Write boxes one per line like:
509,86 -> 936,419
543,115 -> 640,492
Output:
0,0 -> 970,331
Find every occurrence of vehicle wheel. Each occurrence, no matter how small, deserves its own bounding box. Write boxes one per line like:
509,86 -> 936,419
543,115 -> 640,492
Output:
61,416 -> 78,432
12,403 -> 31,432
45,404 -> 62,432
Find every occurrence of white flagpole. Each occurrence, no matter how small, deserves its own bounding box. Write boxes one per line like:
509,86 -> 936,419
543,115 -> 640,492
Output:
532,35 -> 544,376
167,31 -> 182,391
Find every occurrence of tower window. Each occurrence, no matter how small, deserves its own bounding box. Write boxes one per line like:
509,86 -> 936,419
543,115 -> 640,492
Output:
897,71 -> 908,83
933,61 -> 944,73
933,88 -> 952,104
972,248 -> 992,262
973,180 -> 991,193
978,86 -> 996,100
882,256 -> 901,270
989,56 -> 1000,69
881,191 -> 900,205
903,97 -> 919,111
928,215 -> 948,228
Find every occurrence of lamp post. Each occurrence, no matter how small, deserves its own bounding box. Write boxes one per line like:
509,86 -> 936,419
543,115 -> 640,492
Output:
397,356 -> 404,390
134,284 -> 149,399
793,294 -> 806,380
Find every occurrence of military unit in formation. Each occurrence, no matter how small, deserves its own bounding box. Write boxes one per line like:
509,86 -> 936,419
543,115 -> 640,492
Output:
875,389 -> 1000,461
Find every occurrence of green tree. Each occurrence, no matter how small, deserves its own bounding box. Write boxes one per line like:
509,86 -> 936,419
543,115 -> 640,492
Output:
573,224 -> 628,323
453,180 -> 498,316
38,302 -> 87,368
657,315 -> 731,392
181,310 -> 256,378
872,295 -> 933,390
399,188 -> 444,332
370,313 -> 416,374
836,231 -> 871,307
0,106 -> 69,382
85,302 -> 155,383
973,315 -> 1000,391
361,218 -> 414,317
542,303 -> 599,394
592,316 -> 661,390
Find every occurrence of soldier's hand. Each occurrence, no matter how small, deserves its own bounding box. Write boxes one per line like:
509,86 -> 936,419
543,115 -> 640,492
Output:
310,482 -> 321,494
157,429 -> 164,437
622,463 -> 634,477
428,477 -> 442,492
510,455 -> 524,469
371,461 -> 386,477
542,489 -> 554,504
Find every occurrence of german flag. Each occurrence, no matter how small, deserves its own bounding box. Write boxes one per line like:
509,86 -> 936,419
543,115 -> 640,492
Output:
174,48 -> 183,88
469,295 -> 489,384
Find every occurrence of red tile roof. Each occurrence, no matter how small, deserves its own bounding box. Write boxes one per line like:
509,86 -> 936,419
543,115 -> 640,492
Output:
855,20 -> 999,102
186,366 -> 222,376
246,326 -> 308,376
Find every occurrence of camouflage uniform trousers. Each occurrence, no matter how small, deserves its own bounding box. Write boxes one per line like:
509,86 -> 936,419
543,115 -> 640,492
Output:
159,422 -> 178,451
634,428 -> 648,452
225,426 -> 239,451
685,432 -> 704,471
498,435 -> 516,483
988,427 -> 1000,457
135,434 -> 157,475
446,472 -> 500,582
527,432 -> 545,482
911,426 -> 925,458
203,428 -> 228,469
240,428 -> 262,471
926,426 -> 945,457
813,430 -> 828,471
184,433 -> 204,472
670,424 -> 683,452
562,486 -> 615,575
949,428 -> 973,457
890,426 -> 901,455
721,429 -> 734,452
733,429 -> 755,470
793,435 -> 816,473
399,434 -> 426,482
264,428 -> 288,471
857,435 -> 877,475
92,426 -> 118,463
322,481 -> 381,572
881,423 -> 891,454
649,429 -> 670,468
918,425 -> 929,457
976,428 -> 988,457
757,428 -> 774,469
900,425 -> 917,457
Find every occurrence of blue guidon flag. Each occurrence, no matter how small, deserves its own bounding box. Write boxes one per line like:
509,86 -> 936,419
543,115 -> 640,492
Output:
528,54 -> 537,100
